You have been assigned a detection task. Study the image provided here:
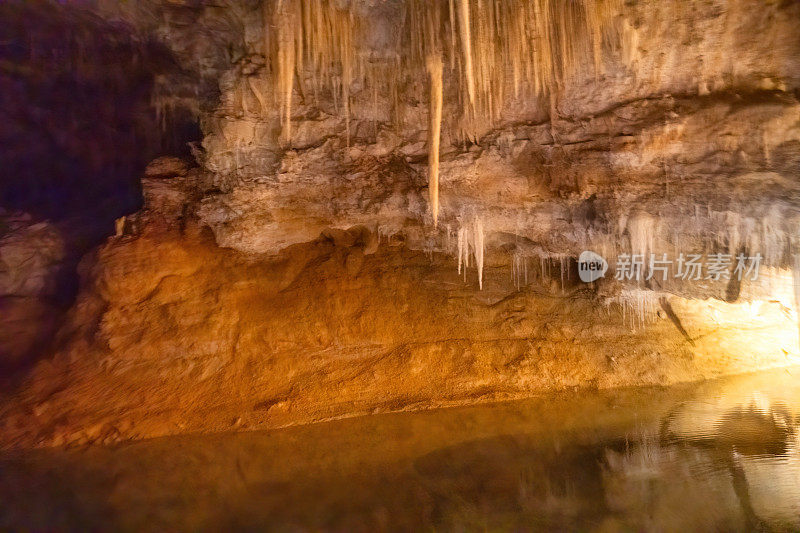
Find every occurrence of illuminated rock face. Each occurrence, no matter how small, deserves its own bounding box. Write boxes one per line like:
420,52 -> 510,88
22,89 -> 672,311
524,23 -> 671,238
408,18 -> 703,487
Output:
2,225 -> 799,449
2,0 -> 800,447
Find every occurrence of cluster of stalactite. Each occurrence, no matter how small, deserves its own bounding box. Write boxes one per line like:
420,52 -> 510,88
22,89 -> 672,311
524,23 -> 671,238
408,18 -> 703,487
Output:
264,0 -> 359,146
263,0 -> 620,225
406,0 -> 619,138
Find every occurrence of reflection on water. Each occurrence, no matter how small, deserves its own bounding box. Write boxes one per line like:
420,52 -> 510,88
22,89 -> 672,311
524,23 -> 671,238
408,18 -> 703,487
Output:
1,368 -> 800,531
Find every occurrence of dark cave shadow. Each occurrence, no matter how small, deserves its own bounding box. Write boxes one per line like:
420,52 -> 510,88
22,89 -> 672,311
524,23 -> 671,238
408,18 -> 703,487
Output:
0,1 -> 206,374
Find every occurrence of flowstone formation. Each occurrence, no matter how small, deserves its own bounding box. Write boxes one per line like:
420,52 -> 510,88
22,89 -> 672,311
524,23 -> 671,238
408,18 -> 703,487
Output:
1,0 -> 800,448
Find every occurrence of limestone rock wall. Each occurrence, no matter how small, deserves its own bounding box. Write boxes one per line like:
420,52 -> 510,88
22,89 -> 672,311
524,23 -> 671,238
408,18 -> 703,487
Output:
177,0 -> 800,291
80,0 -> 800,275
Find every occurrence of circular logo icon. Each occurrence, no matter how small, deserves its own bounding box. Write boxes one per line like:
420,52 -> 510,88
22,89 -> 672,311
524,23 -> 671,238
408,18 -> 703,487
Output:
578,250 -> 608,282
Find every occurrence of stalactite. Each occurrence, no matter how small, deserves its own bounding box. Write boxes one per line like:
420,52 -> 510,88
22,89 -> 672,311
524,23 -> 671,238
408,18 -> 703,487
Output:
263,0 -> 619,139
342,8 -> 354,148
457,0 -> 475,108
474,216 -> 485,290
266,0 -> 361,147
457,226 -> 465,274
427,52 -> 443,227
261,0 -> 621,219
512,254 -> 529,289
448,0 -> 457,71
628,214 -> 657,257
609,289 -> 660,330
248,77 -> 269,115
454,216 -> 484,289
275,0 -> 298,146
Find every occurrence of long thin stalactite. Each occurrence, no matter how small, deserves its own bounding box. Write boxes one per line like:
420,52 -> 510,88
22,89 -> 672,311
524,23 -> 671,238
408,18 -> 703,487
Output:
427,52 -> 443,227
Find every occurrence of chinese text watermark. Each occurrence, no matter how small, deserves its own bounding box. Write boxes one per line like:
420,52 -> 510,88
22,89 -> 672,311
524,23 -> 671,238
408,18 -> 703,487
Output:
578,252 -> 763,283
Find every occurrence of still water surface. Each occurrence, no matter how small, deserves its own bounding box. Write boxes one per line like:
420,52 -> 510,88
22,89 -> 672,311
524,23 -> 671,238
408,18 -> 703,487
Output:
1,367 -> 800,531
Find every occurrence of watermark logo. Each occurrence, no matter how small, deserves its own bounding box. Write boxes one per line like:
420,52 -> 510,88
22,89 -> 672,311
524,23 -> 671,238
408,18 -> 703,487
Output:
578,250 -> 608,282
576,251 -> 763,283
614,253 -> 762,281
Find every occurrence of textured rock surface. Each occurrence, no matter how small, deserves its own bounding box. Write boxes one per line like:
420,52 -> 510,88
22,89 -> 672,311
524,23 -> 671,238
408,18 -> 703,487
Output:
183,0 -> 800,276
0,215 -> 65,299
76,0 -> 800,266
1,222 -> 799,449
0,214 -> 66,367
2,0 -> 800,449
